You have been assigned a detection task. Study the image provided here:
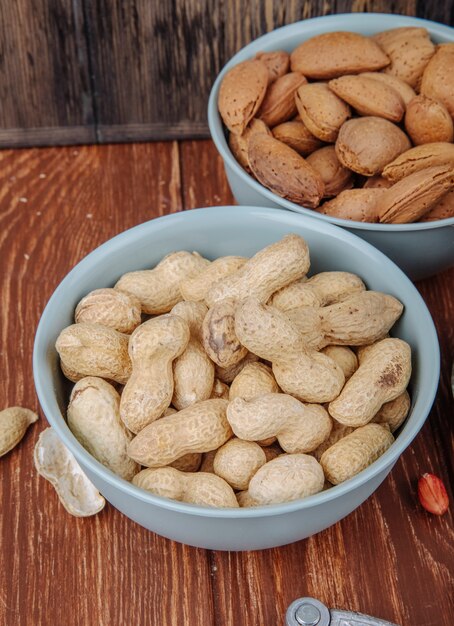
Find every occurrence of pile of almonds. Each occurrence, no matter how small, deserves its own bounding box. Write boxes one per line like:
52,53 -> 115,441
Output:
218,28 -> 454,223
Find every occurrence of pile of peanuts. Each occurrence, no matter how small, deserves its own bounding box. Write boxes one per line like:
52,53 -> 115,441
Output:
55,234 -> 412,508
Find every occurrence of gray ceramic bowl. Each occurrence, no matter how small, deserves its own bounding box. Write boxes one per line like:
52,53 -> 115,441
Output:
33,207 -> 439,551
208,14 -> 454,281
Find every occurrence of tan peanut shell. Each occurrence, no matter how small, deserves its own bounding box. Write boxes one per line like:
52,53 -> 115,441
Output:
272,120 -> 324,156
377,165 -> 454,224
56,323 -> 131,384
329,75 -> 404,122
229,362 -> 279,401
211,378 -> 230,400
206,234 -> 310,307
257,72 -> 307,127
405,96 -> 454,145
0,407 -> 38,456
133,467 -> 238,508
127,399 -> 232,467
255,50 -> 290,83
171,301 -> 215,410
75,288 -> 141,334
317,188 -> 385,222
235,297 -> 345,403
295,83 -> 351,143
115,251 -> 210,315
312,421 -> 355,461
290,32 -> 389,79
321,346 -> 358,381
382,143 -> 454,182
371,390 -> 411,432
306,146 -> 354,197
320,424 -> 394,485
227,394 -> 332,454
213,439 -> 266,490
249,454 -> 325,505
199,449 -> 217,473
420,189 -> 454,221
120,315 -> 190,433
202,299 -> 248,368
180,255 -> 247,302
420,43 -> 454,118
169,453 -> 202,473
373,27 -> 435,88
218,59 -> 269,135
68,377 -> 139,480
335,117 -> 411,176
248,133 -> 325,207
237,490 -> 259,507
360,72 -> 416,106
34,427 -> 106,516
215,352 -> 259,384
228,119 -> 272,174
328,338 -> 411,427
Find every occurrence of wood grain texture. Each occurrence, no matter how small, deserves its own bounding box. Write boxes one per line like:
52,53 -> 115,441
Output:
0,0 -> 452,146
0,140 -> 453,626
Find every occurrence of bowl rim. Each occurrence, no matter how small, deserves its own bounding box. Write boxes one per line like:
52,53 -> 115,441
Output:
207,13 -> 454,232
33,206 -> 441,519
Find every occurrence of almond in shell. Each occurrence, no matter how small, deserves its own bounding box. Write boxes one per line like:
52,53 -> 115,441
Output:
255,50 -> 290,83
248,133 -> 325,207
377,165 -> 454,223
335,116 -> 411,176
419,189 -> 454,221
373,27 -> 435,88
272,120 -> 324,156
382,143 -> 454,182
218,60 -> 269,135
290,31 -> 389,79
405,95 -> 454,145
257,72 -> 307,127
229,118 -> 272,173
328,75 -> 404,122
295,83 -> 351,142
363,176 -> 393,190
420,44 -> 454,120
360,72 -> 416,106
317,188 -> 386,222
306,146 -> 354,197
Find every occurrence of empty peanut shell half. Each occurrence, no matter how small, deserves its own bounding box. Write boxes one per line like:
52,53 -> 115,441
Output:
34,427 -> 106,517
0,407 -> 38,457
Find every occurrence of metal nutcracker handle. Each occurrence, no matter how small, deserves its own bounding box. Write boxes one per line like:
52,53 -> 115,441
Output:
285,597 -> 400,626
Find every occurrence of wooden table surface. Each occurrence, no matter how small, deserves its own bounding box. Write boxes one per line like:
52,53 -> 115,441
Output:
0,141 -> 452,626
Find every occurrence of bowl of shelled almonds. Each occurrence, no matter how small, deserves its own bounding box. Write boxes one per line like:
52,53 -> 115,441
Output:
208,14 -> 454,280
33,206 -> 439,550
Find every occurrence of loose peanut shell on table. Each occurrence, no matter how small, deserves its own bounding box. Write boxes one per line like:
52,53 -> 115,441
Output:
382,143 -> 454,182
228,119 -> 271,174
335,116 -> 411,176
290,31 -> 390,79
373,27 -> 435,88
255,50 -> 290,83
257,71 -> 307,127
248,454 -> 325,505
0,407 -> 38,457
34,427 -> 105,517
248,133 -> 325,207
420,43 -> 454,119
272,120 -> 324,156
218,59 -> 269,135
377,165 -> 454,224
306,146 -> 354,197
405,95 -> 454,145
317,188 -> 386,222
75,288 -> 142,334
115,251 -> 210,315
295,83 -> 351,143
320,424 -> 394,485
67,377 -> 139,480
328,75 -> 405,122
213,439 -> 267,490
133,467 -> 238,508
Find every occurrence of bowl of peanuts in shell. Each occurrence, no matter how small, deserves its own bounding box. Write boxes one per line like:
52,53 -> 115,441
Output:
208,14 -> 454,280
33,206 -> 440,550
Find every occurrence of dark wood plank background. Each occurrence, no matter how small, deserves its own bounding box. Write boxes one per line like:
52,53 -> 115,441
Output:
0,140 -> 452,626
0,0 -> 452,148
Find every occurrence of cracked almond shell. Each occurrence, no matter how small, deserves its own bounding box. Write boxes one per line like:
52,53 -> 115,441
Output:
248,133 -> 325,207
290,31 -> 389,79
218,59 -> 269,135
